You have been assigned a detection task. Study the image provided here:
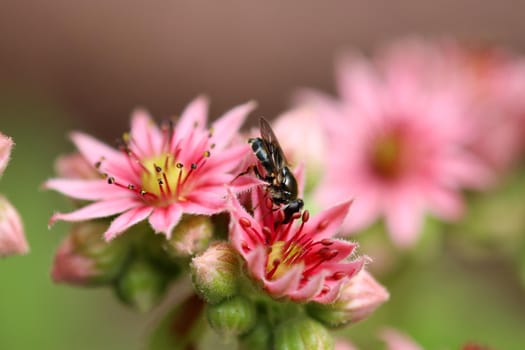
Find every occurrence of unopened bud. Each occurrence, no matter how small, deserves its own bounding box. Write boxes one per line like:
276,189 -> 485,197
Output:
164,215 -> 213,257
307,270 -> 389,327
207,295 -> 256,337
0,195 -> 28,257
51,222 -> 128,285
0,132 -> 13,176
115,258 -> 168,312
274,317 -> 334,350
239,317 -> 272,350
191,242 -> 240,304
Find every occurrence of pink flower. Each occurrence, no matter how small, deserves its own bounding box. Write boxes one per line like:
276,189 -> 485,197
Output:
333,269 -> 389,324
228,187 -> 365,303
54,152 -> 100,179
0,195 -> 28,257
46,97 -> 257,240
311,42 -> 492,247
0,132 -> 28,257
379,328 -> 423,350
0,132 -> 14,176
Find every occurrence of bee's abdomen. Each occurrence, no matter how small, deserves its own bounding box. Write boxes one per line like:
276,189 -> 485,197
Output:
249,138 -> 273,173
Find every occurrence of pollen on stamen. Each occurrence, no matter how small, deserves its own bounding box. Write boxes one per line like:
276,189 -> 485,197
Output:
320,239 -> 333,246
301,210 -> 310,222
239,217 -> 252,228
203,150 -> 211,158
332,271 -> 346,280
107,177 -> 115,184
127,184 -> 135,190
154,164 -> 162,172
140,190 -> 148,196
191,163 -> 197,170
317,220 -> 329,230
176,162 -> 183,169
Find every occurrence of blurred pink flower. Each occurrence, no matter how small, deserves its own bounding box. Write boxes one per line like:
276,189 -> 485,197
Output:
228,187 -> 365,303
46,97 -> 258,240
335,339 -> 359,350
380,328 -> 423,350
0,132 -> 14,176
311,41 -> 492,247
0,195 -> 28,257
450,45 -> 525,173
0,132 -> 28,257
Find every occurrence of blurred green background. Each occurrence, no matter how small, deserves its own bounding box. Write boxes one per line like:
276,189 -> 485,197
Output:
2,2 -> 525,349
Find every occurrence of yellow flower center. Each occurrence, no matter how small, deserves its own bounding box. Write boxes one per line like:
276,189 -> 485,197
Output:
370,132 -> 406,179
140,153 -> 188,205
266,241 -> 303,280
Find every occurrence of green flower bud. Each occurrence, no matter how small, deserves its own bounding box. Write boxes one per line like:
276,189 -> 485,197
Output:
115,258 -> 168,312
274,317 -> 334,350
206,295 -> 256,337
191,242 -> 240,304
239,317 -> 273,350
164,215 -> 213,257
51,222 -> 129,286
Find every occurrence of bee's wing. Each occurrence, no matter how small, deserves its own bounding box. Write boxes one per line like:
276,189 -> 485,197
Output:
259,117 -> 288,169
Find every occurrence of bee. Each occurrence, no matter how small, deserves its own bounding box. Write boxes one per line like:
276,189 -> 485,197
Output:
247,117 -> 304,224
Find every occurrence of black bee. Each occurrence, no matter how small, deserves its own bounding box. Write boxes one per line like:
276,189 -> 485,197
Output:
247,117 -> 304,224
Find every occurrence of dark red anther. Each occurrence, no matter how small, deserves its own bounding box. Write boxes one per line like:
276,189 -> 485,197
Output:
241,242 -> 250,252
318,248 -> 338,260
320,286 -> 330,294
154,164 -> 162,172
320,239 -> 333,246
317,220 -> 329,230
239,217 -> 252,228
265,197 -> 274,210
107,177 -> 115,184
291,211 -> 301,221
262,226 -> 272,243
332,271 -> 346,280
301,210 -> 310,223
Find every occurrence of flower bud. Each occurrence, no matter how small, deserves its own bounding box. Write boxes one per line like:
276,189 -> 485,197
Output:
115,258 -> 169,312
0,132 -> 13,176
164,215 -> 213,257
206,295 -> 256,337
274,317 -> 334,350
51,222 -> 128,285
191,242 -> 240,304
0,195 -> 28,257
238,317 -> 272,350
307,270 -> 389,327
380,328 -> 423,350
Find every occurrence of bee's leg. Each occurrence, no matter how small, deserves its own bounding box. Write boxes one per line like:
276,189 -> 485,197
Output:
231,165 -> 256,184
253,166 -> 274,183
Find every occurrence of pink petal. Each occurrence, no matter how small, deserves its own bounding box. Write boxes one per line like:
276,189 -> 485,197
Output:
130,108 -> 162,157
302,200 -> 353,240
44,179 -> 130,201
211,101 -> 256,150
148,204 -> 183,238
426,185 -> 464,220
244,246 -> 267,280
182,190 -> 228,214
203,144 -> 253,174
0,132 -> 14,176
49,198 -> 140,225
384,191 -> 424,248
104,206 -> 154,241
176,96 -> 209,139
380,328 -> 423,350
264,264 -> 303,298
70,132 -> 122,167
288,270 -> 326,301
313,277 -> 346,304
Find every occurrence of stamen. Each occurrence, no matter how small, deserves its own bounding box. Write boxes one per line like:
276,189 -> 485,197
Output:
317,220 -> 329,230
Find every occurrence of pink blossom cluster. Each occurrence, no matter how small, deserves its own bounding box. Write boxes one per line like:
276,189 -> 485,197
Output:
0,132 -> 28,257
293,38 -> 525,247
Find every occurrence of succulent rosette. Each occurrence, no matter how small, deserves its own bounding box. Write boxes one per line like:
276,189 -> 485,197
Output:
229,186 -> 366,304
46,97 -> 258,240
